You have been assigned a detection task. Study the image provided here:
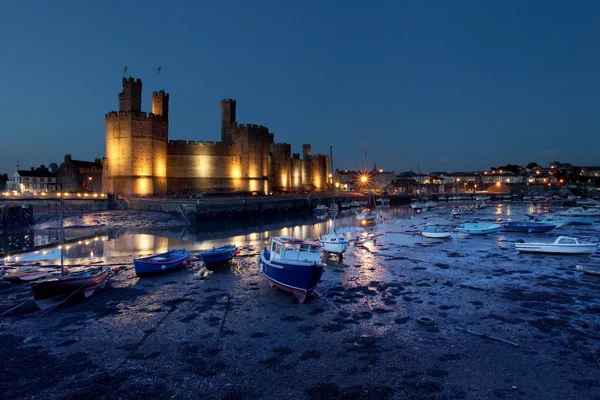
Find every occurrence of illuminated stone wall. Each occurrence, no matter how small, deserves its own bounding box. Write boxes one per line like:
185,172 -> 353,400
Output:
104,77 -> 329,196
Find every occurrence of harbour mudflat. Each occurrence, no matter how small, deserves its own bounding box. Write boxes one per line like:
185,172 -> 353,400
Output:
1,204 -> 599,399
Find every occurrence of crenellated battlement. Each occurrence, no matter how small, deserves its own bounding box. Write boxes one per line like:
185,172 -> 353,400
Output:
167,139 -> 241,156
123,77 -> 142,85
105,111 -> 167,122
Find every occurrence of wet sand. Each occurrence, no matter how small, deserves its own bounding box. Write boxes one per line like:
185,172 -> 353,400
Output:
1,206 -> 600,399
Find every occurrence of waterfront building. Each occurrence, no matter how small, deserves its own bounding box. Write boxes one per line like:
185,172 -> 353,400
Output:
103,77 -> 329,197
6,167 -> 58,194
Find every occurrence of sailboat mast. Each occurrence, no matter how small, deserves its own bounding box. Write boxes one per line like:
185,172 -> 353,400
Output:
330,145 -> 334,202
60,183 -> 65,275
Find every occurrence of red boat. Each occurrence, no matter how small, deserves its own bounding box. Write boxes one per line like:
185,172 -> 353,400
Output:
31,268 -> 111,301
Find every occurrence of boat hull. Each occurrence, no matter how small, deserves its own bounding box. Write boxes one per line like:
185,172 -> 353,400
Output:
260,250 -> 324,303
576,263 -> 600,276
515,244 -> 597,254
31,269 -> 110,301
134,249 -> 191,276
502,222 -> 556,233
457,224 -> 502,235
422,231 -> 452,238
197,245 -> 237,271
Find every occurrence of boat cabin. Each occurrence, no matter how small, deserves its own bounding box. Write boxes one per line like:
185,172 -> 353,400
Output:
271,236 -> 323,264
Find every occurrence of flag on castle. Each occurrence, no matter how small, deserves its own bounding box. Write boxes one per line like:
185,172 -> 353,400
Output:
157,66 -> 162,74
122,65 -> 128,75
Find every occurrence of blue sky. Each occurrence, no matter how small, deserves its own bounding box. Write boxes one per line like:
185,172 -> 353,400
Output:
1,0 -> 599,175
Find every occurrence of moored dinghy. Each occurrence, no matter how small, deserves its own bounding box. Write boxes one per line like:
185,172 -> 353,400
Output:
196,244 -> 239,271
422,225 -> 452,238
515,236 -> 598,255
31,267 -> 111,301
457,223 -> 502,235
575,263 -> 600,276
259,236 -> 325,303
502,221 -> 557,233
134,249 -> 192,276
3,269 -> 52,282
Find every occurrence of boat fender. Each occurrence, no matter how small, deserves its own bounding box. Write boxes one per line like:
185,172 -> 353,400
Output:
63,268 -> 70,275
182,260 -> 188,266
161,265 -> 166,271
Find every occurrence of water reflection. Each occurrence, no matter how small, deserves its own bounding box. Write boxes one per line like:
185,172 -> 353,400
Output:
12,206 -> 416,262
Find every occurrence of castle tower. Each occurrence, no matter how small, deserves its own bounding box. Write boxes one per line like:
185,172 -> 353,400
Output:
152,90 -> 169,119
118,77 -> 142,112
220,99 -> 237,143
104,77 -> 168,196
302,144 -> 311,161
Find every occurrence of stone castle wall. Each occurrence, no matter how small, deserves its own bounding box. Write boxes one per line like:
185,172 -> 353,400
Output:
103,78 -> 328,196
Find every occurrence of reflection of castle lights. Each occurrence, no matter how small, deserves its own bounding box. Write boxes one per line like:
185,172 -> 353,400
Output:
90,251 -> 94,258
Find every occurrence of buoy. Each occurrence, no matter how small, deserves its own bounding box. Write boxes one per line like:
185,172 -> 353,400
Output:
161,265 -> 166,270
63,268 -> 70,275
182,260 -> 188,266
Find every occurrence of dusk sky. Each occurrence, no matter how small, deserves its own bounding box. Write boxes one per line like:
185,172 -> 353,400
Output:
1,0 -> 599,175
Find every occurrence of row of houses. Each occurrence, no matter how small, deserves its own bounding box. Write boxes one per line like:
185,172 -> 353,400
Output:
3,155 -> 102,194
333,165 -> 600,195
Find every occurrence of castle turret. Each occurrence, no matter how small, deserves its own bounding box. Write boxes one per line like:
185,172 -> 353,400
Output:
104,77 -> 168,196
220,99 -> 237,143
152,90 -> 169,119
119,77 -> 142,112
302,144 -> 311,161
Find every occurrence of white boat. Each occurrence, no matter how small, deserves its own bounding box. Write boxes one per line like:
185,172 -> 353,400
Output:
356,208 -> 377,222
557,207 -> 600,217
356,192 -> 378,222
422,225 -> 452,238
313,204 -> 328,214
411,201 -> 426,210
341,201 -> 351,209
349,201 -> 360,208
577,199 -> 600,207
320,145 -> 349,256
425,201 -> 437,208
515,236 -> 598,255
438,196 -> 447,201
320,228 -> 350,255
456,223 -> 502,235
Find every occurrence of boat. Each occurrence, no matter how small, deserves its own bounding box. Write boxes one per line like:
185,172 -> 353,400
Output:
557,207 -> 600,217
575,263 -> 600,276
515,236 -> 598,254
502,221 -> 557,233
196,244 -> 240,271
341,201 -> 351,209
349,200 -> 360,208
356,192 -> 378,222
421,225 -> 452,238
133,249 -> 192,276
533,215 -> 595,226
31,267 -> 111,301
456,223 -> 502,235
410,201 -> 426,210
320,145 -> 350,257
259,236 -> 326,303
438,196 -> 447,201
313,204 -> 329,215
425,201 -> 437,209
576,199 -> 600,207
3,269 -> 52,282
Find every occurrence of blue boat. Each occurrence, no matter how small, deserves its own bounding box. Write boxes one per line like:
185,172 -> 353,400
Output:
134,249 -> 191,277
502,221 -> 557,233
456,223 -> 502,235
259,236 -> 325,303
196,244 -> 240,271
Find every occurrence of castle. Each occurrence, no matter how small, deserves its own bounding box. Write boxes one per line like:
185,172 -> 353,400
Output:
103,77 -> 329,196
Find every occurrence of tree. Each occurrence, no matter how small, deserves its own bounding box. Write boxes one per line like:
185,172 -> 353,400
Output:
526,162 -> 539,170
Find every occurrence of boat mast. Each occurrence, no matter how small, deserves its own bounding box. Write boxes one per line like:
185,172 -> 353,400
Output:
60,183 -> 65,275
330,145 -> 336,232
